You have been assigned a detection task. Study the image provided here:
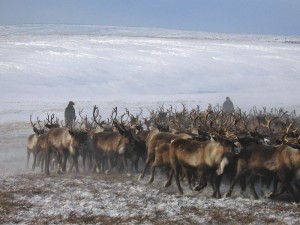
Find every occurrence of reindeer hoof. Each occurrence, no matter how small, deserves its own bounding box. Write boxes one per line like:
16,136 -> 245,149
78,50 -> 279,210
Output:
194,184 -> 207,192
224,192 -> 231,198
266,192 -> 274,199
212,194 -> 221,199
138,174 -> 144,181
147,177 -> 154,184
164,181 -> 171,188
264,192 -> 273,199
216,170 -> 221,176
194,185 -> 202,192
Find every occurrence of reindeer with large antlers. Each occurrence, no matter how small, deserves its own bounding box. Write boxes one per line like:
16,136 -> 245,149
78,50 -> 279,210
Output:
44,119 -> 91,175
92,107 -> 144,174
92,106 -> 114,132
67,108 -> 95,173
26,115 -> 45,169
31,114 -> 60,172
169,136 -> 241,197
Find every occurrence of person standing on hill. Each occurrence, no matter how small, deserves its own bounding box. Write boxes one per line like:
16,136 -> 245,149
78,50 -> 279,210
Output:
222,97 -> 234,113
65,101 -> 76,127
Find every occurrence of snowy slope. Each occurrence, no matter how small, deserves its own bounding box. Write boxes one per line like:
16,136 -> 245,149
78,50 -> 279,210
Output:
1,24 -> 300,113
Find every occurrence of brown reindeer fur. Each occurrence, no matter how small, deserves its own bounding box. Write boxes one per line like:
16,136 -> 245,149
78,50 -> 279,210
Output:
128,129 -> 151,172
45,127 -> 89,175
148,143 -> 171,184
169,139 -> 237,197
92,131 -> 133,174
31,124 -> 61,172
32,134 -> 47,172
225,144 -> 300,202
139,131 -> 192,180
26,127 -> 45,168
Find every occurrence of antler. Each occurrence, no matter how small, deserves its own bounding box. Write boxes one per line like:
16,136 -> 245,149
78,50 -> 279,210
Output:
30,114 -> 45,134
260,115 -> 279,133
45,113 -> 59,128
30,114 -> 36,129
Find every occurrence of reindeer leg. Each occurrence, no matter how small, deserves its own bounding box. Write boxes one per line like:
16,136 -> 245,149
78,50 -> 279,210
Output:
210,174 -> 221,198
164,169 -> 174,188
277,173 -> 298,203
41,154 -> 44,173
131,157 -> 139,173
224,172 -> 242,197
273,176 -> 279,193
121,155 -> 128,174
32,151 -> 38,171
260,176 -> 274,197
224,161 -> 247,198
184,169 -> 194,191
174,166 -> 184,195
92,151 -> 101,173
194,171 -> 208,192
68,161 -> 74,172
216,157 -> 229,176
248,175 -> 259,200
148,164 -> 157,184
88,151 -> 93,172
81,152 -> 86,173
105,155 -> 112,174
239,174 -> 247,193
62,151 -> 68,173
134,160 -> 139,173
72,154 -> 79,173
101,157 -> 106,172
56,154 -> 63,174
268,182 -> 285,199
215,175 -> 222,198
26,151 -> 31,169
45,149 -> 51,175
139,155 -> 154,180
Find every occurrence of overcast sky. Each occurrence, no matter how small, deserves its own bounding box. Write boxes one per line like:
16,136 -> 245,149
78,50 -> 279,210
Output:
0,0 -> 299,35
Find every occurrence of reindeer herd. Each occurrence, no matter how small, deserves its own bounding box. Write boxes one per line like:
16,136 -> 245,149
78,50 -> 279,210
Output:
26,104 -> 300,203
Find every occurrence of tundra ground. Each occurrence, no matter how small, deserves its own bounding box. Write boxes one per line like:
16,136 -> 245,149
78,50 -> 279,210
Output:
0,171 -> 299,225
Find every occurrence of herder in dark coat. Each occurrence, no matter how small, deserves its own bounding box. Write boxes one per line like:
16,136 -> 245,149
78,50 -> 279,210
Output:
222,97 -> 234,113
65,101 -> 76,127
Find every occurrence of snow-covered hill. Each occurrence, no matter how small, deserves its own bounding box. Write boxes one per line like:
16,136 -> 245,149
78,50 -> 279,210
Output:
1,24 -> 300,114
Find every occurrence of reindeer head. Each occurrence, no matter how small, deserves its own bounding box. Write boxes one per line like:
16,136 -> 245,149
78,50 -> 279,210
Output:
220,137 -> 242,156
30,115 -> 45,135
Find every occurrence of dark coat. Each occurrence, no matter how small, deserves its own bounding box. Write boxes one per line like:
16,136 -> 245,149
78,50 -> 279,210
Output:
65,103 -> 75,126
222,99 -> 234,113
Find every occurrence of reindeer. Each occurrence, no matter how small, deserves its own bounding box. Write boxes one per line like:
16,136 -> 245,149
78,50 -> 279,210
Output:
139,106 -> 215,183
139,131 -> 192,180
169,138 -> 241,198
122,108 -> 151,172
68,108 -> 95,173
31,114 -> 60,172
44,126 -> 90,175
224,143 -> 300,202
26,115 -> 46,169
92,107 -> 141,174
